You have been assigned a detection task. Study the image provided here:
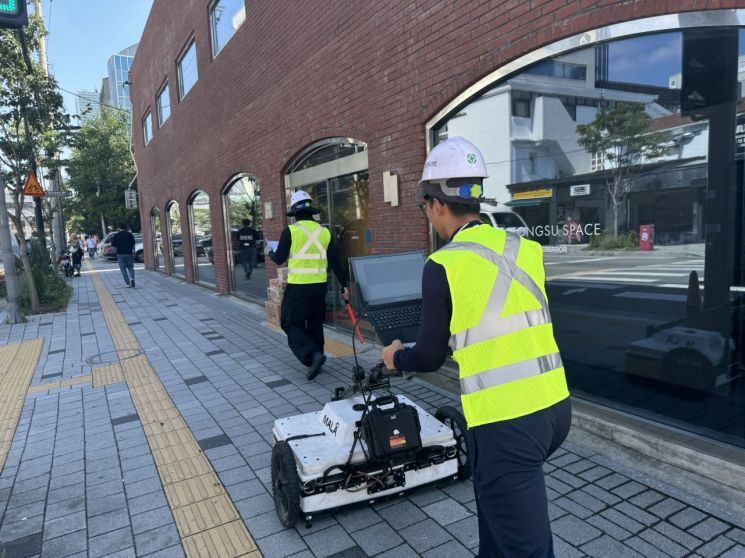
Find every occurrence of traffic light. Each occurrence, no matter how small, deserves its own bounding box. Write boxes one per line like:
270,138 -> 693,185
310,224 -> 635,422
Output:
0,0 -> 28,29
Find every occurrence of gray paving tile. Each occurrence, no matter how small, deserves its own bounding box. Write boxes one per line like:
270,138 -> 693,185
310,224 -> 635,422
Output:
131,506 -> 175,535
134,524 -> 180,555
581,534 -> 643,558
88,507 -> 130,537
302,525 -> 356,558
648,497 -> 686,519
690,518 -> 731,542
234,493 -> 276,519
0,515 -> 44,544
552,514 -> 602,546
444,515 -> 479,550
398,518 -> 452,554
40,529 -> 87,558
334,504 -> 383,533
698,535 -> 736,558
42,511 -> 86,541
720,545 -> 745,558
244,510 -> 287,539
88,526 -> 134,557
256,529 -> 307,558
0,532 -> 43,558
380,500 -> 427,530
351,521 -> 405,555
421,498 -> 472,527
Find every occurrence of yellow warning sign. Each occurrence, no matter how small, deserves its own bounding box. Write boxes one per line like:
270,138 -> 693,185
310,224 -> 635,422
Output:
22,173 -> 45,197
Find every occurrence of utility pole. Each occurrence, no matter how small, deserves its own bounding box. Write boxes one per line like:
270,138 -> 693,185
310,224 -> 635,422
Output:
0,175 -> 26,324
34,0 -> 66,256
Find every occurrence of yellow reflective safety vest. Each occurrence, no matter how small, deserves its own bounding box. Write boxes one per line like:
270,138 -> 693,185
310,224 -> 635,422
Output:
287,220 -> 331,285
429,224 -> 569,428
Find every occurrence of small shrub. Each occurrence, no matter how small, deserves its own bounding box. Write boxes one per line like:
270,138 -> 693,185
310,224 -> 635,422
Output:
587,231 -> 640,251
18,243 -> 71,314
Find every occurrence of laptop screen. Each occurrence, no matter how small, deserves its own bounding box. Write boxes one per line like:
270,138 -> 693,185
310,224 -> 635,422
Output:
352,251 -> 425,306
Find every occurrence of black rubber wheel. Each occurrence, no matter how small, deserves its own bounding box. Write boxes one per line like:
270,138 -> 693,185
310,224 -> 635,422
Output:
135,250 -> 144,263
271,441 -> 301,527
435,406 -> 471,480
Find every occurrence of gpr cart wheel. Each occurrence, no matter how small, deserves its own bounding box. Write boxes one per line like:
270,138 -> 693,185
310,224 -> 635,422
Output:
271,441 -> 301,527
435,406 -> 471,480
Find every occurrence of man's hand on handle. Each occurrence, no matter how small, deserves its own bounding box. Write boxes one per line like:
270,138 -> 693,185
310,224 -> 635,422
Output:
382,339 -> 404,370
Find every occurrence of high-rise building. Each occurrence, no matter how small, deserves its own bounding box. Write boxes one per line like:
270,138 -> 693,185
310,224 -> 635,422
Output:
75,90 -> 100,123
99,77 -> 111,108
106,43 -> 138,114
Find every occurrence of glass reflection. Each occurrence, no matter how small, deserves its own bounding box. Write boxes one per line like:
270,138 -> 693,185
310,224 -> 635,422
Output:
167,202 -> 184,278
224,176 -> 266,299
151,208 -> 162,270
190,192 -> 214,286
433,29 -> 745,448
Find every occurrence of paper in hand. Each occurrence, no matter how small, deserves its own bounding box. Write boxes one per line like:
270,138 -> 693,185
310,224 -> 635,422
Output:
266,240 -> 279,252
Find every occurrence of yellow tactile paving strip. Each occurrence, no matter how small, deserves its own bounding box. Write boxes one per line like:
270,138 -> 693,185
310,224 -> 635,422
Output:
87,263 -> 261,558
27,374 -> 94,394
0,338 -> 44,471
25,362 -> 125,395
263,321 -> 357,357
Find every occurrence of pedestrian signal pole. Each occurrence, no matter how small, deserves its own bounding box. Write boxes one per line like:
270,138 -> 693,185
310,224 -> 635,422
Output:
0,0 -> 28,28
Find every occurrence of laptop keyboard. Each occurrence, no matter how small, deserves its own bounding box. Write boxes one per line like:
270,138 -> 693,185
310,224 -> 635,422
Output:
369,305 -> 422,331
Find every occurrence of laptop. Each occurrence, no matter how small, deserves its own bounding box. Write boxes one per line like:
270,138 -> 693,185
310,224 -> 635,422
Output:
351,251 -> 425,345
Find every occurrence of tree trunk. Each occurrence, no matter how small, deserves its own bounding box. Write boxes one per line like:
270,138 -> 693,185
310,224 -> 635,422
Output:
14,232 -> 40,313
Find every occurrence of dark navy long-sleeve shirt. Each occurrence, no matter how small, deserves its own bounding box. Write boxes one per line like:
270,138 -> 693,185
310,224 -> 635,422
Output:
393,220 -> 482,373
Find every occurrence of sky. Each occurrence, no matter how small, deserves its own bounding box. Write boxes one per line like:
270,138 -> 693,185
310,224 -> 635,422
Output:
36,0 -> 154,117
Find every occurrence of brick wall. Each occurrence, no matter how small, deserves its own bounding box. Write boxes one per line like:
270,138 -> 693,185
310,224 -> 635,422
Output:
130,0 -> 743,293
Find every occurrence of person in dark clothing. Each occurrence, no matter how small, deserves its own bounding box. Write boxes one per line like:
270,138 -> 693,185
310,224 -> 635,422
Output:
268,190 -> 349,380
111,223 -> 136,288
382,137 -> 570,558
237,219 -> 258,279
69,235 -> 84,276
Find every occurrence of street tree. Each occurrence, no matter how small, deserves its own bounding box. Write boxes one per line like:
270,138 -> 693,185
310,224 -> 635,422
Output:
576,103 -> 669,236
0,13 -> 69,313
67,107 -> 139,237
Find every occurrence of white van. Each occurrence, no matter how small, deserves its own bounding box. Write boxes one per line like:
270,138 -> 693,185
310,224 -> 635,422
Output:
479,203 -> 530,238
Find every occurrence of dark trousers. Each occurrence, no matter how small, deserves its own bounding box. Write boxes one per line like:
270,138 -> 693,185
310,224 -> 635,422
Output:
118,255 -> 135,285
239,248 -> 257,275
280,285 -> 326,366
468,397 -> 572,558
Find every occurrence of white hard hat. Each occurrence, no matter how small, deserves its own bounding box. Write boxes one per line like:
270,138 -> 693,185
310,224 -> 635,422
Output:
419,137 -> 488,184
287,190 -> 320,216
416,137 -> 488,203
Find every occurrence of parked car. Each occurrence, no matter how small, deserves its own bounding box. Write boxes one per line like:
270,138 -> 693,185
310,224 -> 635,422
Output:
135,239 -> 144,263
480,203 -> 530,237
96,232 -> 116,259
101,233 -> 143,261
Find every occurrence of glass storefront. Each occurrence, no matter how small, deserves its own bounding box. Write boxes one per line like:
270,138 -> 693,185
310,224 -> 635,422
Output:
285,139 -> 372,331
431,26 -> 745,449
224,175 -> 267,300
189,191 -> 215,286
166,201 -> 185,278
151,208 -> 162,271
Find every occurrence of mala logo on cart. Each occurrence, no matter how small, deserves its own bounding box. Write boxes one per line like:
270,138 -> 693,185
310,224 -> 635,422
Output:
322,414 -> 339,436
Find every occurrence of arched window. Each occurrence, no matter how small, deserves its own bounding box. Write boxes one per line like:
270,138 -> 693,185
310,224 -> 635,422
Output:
150,208 -> 162,270
188,191 -> 214,286
166,201 -> 184,278
223,175 -> 265,299
285,138 -> 370,331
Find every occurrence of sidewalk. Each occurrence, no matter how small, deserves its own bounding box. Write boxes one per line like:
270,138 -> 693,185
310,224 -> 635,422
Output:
0,260 -> 743,557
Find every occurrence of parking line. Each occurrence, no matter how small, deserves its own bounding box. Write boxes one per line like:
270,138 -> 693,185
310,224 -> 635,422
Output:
87,262 -> 261,558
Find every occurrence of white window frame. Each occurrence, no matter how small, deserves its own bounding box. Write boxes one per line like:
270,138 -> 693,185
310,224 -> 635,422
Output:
177,38 -> 198,100
157,81 -> 170,126
143,110 -> 153,145
210,0 -> 246,57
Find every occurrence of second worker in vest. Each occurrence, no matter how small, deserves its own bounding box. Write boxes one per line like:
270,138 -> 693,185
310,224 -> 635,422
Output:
382,137 -> 571,558
268,191 -> 350,380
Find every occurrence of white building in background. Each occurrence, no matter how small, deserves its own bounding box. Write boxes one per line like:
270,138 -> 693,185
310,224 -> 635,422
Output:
75,90 -> 100,124
105,44 -> 138,115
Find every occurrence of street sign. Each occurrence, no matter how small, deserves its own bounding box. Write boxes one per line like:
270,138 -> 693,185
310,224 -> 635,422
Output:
0,0 -> 28,29
22,173 -> 45,197
45,191 -> 71,198
124,189 -> 138,209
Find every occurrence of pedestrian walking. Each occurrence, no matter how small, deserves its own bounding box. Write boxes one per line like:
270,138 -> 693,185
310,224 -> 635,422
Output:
111,223 -> 136,288
268,190 -> 349,380
69,235 -> 84,276
86,235 -> 96,259
382,137 -> 571,558
237,219 -> 258,279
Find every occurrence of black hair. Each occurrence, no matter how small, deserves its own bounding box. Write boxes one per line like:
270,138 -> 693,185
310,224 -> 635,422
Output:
118,222 -> 128,230
429,198 -> 480,217
242,219 -> 251,226
294,210 -> 315,221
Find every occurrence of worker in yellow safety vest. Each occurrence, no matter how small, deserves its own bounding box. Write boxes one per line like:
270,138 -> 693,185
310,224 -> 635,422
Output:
268,190 -> 349,380
382,137 -> 571,558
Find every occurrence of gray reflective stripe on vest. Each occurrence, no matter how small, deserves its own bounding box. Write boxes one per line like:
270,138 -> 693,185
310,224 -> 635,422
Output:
460,352 -> 563,394
291,223 -> 328,261
439,233 -> 551,352
289,267 -> 327,274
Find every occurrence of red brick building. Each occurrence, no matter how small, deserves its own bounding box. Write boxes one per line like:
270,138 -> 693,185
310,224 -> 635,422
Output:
131,1 -> 745,465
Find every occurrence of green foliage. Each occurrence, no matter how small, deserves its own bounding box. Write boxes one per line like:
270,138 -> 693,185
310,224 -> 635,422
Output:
587,231 -> 639,251
67,107 -> 139,235
18,240 -> 70,314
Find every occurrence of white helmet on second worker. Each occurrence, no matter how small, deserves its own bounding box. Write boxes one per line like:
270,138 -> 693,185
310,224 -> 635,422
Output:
287,189 -> 321,216
416,137 -> 488,204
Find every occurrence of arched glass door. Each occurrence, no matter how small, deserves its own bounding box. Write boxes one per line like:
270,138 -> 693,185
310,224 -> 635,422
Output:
285,139 -> 371,331
189,191 -> 215,287
166,201 -> 184,278
223,175 -> 266,299
150,208 -> 162,270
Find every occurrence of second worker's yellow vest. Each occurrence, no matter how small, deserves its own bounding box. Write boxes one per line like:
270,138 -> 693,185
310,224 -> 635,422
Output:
288,220 -> 331,285
429,224 -> 569,428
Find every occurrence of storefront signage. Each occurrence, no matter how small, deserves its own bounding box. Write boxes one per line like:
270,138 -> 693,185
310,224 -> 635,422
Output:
570,184 -> 591,196
526,223 -> 602,239
513,188 -> 552,200
736,114 -> 745,155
